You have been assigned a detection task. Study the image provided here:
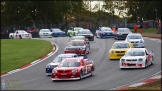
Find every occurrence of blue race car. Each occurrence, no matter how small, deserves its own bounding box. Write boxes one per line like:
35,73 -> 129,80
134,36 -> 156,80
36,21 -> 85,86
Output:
46,54 -> 79,76
96,27 -> 114,38
50,28 -> 66,37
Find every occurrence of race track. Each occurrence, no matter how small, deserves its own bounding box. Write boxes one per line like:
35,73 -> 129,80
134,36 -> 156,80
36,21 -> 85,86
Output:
1,37 -> 161,90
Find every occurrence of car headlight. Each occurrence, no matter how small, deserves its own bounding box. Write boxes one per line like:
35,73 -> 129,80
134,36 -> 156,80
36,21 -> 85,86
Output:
121,59 -> 125,62
72,69 -> 77,74
53,69 -> 57,74
111,50 -> 114,54
65,48 -> 68,50
140,40 -> 143,43
46,65 -> 51,68
138,58 -> 143,61
90,34 -> 93,36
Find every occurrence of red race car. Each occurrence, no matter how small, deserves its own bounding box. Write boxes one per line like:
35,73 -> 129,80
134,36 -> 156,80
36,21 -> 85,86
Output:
51,57 -> 95,81
64,40 -> 90,55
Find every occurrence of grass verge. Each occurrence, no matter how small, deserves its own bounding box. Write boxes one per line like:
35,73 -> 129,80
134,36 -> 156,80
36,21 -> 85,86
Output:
1,39 -> 53,74
128,78 -> 161,91
130,28 -> 161,39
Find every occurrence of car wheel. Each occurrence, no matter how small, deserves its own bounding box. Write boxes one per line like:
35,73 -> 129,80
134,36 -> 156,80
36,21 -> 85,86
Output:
120,68 -> 124,70
90,70 -> 93,76
79,71 -> 83,80
144,60 -> 147,68
10,35 -> 13,39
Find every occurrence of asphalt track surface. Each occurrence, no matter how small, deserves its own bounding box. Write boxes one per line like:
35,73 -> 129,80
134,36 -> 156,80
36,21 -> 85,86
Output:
1,37 -> 161,90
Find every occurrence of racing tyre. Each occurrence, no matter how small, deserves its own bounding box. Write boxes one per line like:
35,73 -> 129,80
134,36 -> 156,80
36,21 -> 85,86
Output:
10,35 -> 13,39
144,60 -> 147,68
79,71 -> 83,80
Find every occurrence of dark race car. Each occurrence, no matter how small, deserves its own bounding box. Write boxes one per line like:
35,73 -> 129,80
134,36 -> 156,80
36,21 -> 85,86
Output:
114,28 -> 132,40
64,40 -> 90,55
76,29 -> 94,41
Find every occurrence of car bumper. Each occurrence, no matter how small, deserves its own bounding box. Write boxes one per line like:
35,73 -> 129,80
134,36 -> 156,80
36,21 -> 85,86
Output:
116,35 -> 127,39
109,53 -> 125,59
120,62 -> 145,68
52,77 -> 80,81
64,50 -> 86,55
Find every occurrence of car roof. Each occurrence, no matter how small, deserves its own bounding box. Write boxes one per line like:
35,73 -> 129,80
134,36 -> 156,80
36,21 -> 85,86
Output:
51,28 -> 59,29
41,29 -> 49,30
114,41 -> 130,44
128,33 -> 142,36
74,27 -> 83,28
57,54 -> 77,57
118,28 -> 129,29
127,48 -> 146,52
72,36 -> 85,38
101,27 -> 111,29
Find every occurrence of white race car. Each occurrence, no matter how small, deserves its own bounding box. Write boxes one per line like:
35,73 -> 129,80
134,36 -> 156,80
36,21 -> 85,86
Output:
120,48 -> 154,69
9,30 -> 32,39
125,33 -> 145,48
39,29 -> 53,38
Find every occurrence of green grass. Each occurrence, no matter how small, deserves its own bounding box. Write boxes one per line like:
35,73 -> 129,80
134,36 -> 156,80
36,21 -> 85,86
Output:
1,39 -> 53,74
128,78 -> 161,90
130,28 -> 157,34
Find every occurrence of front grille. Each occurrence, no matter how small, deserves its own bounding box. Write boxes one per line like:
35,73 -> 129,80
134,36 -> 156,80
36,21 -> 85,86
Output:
127,63 -> 136,66
58,70 -> 64,73
126,59 -> 137,61
58,70 -> 71,73
135,41 -> 139,43
131,41 -> 139,43
126,59 -> 131,61
115,51 -> 125,53
65,70 -> 70,72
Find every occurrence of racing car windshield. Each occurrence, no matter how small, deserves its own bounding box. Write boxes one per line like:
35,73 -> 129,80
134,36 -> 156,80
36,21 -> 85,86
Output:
53,57 -> 71,63
118,29 -> 130,32
128,35 -> 142,39
59,61 -> 80,67
101,29 -> 112,31
41,29 -> 50,32
72,37 -> 84,40
113,43 -> 130,48
125,51 -> 145,56
69,41 -> 84,46
79,30 -> 91,34
53,29 -> 61,32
